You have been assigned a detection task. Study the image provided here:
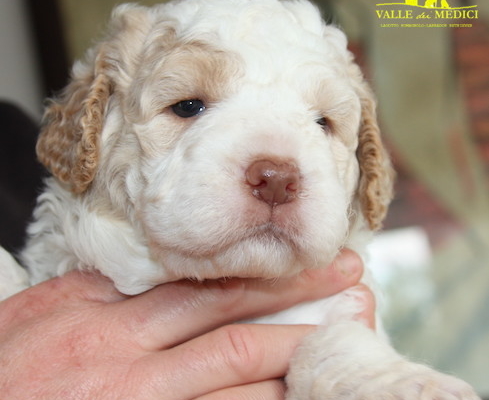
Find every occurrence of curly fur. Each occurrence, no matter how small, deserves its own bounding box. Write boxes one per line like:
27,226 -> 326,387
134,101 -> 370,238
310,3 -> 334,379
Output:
3,0 -> 479,398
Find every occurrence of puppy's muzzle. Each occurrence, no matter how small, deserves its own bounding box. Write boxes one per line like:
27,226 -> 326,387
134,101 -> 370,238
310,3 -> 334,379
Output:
245,159 -> 300,206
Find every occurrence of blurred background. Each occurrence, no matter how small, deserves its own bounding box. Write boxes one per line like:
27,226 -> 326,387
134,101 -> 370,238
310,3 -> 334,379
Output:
0,0 -> 487,397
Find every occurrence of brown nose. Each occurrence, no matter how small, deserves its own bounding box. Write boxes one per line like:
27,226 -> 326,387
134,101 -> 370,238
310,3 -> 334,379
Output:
245,160 -> 300,206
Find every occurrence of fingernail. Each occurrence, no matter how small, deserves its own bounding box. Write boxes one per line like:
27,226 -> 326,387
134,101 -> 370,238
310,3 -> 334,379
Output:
334,249 -> 363,278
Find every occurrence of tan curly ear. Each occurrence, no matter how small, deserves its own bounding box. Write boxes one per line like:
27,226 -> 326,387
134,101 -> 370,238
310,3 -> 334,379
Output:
36,49 -> 112,194
356,84 -> 395,231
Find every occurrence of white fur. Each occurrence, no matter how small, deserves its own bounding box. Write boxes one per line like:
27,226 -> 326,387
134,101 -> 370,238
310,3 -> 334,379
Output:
0,246 -> 29,300
2,0 -> 480,398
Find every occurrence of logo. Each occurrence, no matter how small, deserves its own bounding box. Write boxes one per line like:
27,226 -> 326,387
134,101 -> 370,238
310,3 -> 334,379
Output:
376,0 -> 479,28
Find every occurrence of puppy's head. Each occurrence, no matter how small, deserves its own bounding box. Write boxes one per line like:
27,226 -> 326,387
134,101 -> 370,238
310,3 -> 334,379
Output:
36,0 -> 393,292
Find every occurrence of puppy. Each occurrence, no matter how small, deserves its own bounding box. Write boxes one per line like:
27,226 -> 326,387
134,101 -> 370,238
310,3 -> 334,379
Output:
12,0 -> 480,398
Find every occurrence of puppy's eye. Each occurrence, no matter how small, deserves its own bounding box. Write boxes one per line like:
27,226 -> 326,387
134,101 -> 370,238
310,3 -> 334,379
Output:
171,100 -> 206,118
316,117 -> 332,132
316,117 -> 329,127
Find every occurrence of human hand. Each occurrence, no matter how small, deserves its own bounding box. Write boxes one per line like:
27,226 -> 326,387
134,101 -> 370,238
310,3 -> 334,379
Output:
0,249 -> 373,400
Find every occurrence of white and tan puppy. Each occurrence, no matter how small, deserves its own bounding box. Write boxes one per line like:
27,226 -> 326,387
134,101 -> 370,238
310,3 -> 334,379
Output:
6,0 -> 480,398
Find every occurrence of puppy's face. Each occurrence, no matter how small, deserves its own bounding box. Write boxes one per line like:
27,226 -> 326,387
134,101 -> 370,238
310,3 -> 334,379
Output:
36,0 -> 393,286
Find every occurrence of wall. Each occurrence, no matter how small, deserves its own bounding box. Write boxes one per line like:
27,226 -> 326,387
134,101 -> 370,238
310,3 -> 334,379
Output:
0,1 -> 43,119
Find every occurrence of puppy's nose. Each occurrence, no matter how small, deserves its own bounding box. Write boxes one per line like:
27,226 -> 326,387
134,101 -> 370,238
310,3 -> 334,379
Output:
245,160 -> 300,206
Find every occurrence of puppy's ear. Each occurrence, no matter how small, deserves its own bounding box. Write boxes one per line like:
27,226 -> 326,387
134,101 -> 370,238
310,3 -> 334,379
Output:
36,50 -> 112,194
355,82 -> 395,231
36,4 -> 151,194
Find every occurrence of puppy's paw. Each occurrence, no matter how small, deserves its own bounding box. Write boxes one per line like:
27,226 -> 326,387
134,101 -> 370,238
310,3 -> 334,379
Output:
304,361 -> 480,400
286,321 -> 480,400
381,366 -> 480,400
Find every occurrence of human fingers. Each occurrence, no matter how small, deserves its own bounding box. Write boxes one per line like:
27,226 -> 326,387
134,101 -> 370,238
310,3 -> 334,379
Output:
194,379 -> 286,400
118,249 -> 363,351
134,324 -> 314,400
